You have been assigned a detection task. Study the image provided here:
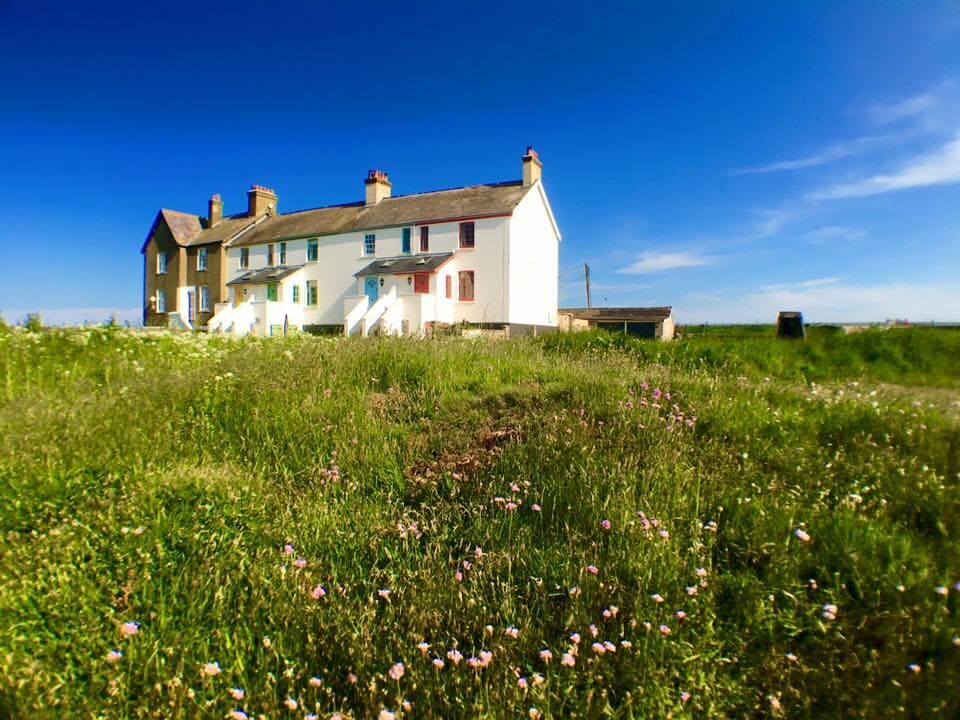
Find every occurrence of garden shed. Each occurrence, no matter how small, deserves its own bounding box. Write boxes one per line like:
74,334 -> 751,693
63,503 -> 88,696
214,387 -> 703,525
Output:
558,307 -> 675,340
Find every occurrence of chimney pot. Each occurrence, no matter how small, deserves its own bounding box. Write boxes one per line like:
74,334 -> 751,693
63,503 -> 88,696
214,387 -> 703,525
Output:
247,184 -> 278,217
208,193 -> 224,227
522,146 -> 543,186
364,169 -> 392,206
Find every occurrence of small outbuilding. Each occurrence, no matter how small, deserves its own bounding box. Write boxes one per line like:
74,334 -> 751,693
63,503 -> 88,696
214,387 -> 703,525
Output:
558,307 -> 675,340
776,311 -> 805,339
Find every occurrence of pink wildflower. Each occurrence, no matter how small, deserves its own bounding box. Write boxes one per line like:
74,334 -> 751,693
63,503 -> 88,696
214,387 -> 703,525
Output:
347,672 -> 358,684
505,626 -> 519,638
379,711 -> 396,720
935,585 -> 949,597
539,649 -> 552,662
308,676 -> 322,687
586,564 -> 599,575
696,567 -> 708,577
561,652 -> 576,667
311,585 -> 326,599
589,624 -> 599,637
907,663 -> 921,673
675,610 -> 687,620
283,544 -> 294,555
529,708 -> 541,719
680,691 -> 691,703
794,528 -> 811,543
532,503 -> 542,512
120,621 -> 140,637
570,632 -> 581,644
378,588 -> 391,599
432,658 -> 444,669
603,641 -> 616,653
447,649 -> 463,665
591,642 -> 605,654
686,585 -> 698,596
202,661 -> 221,676
283,697 -> 298,711
455,570 -> 464,582
417,641 -> 430,654
659,624 -> 671,635
106,650 -> 122,663
388,662 -> 405,680
600,519 -> 611,530
505,502 -> 518,511
293,558 -> 307,568
651,593 -> 664,603
231,711 -> 248,720
518,676 -> 528,689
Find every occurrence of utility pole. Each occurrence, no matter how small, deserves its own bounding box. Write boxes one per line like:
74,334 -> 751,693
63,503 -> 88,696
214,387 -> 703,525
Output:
584,262 -> 592,309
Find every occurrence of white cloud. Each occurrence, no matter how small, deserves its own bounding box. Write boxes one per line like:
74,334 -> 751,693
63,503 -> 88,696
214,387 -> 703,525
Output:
803,225 -> 867,244
809,135 -> 960,200
617,251 -> 712,275
0,307 -> 142,326
676,281 -> 960,324
761,277 -> 841,292
868,91 -> 939,125
733,133 -> 903,175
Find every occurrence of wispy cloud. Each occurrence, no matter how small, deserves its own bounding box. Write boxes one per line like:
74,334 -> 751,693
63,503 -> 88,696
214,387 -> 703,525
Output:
761,277 -> 841,292
803,225 -> 867,244
733,133 -> 903,175
867,92 -> 940,125
809,135 -> 960,200
617,251 -> 712,275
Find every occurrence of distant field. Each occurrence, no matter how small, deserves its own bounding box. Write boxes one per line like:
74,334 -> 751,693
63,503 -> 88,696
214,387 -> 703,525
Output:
1,327 -> 958,718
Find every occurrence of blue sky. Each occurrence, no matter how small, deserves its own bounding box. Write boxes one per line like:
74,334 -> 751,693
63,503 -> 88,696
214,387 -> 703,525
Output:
1,0 -> 958,324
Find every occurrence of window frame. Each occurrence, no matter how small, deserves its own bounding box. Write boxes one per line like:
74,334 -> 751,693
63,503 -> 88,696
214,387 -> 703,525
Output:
401,227 -> 411,254
307,239 -> 319,262
458,222 -> 475,249
445,275 -> 452,299
267,244 -> 274,267
364,233 -> 376,256
240,248 -> 250,269
156,251 -> 167,275
419,226 -> 429,252
197,247 -> 207,272
458,270 -> 475,302
266,283 -> 278,302
413,272 -> 429,294
292,284 -> 300,303
306,280 -> 318,306
199,285 -> 210,312
279,241 -> 287,266
156,288 -> 167,313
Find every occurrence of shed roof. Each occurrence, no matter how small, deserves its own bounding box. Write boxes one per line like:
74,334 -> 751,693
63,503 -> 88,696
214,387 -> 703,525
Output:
355,253 -> 454,277
559,307 -> 673,322
226,264 -> 304,286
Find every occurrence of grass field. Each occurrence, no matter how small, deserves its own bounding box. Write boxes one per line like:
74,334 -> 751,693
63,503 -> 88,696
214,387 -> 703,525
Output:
1,326 -> 958,718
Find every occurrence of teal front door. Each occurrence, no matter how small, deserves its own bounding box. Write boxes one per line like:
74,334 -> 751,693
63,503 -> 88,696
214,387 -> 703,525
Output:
364,277 -> 379,304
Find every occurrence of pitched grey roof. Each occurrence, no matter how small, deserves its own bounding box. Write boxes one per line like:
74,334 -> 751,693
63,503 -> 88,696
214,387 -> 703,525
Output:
560,307 -> 673,322
230,181 -> 532,248
160,209 -> 203,244
354,253 -> 454,277
226,264 -> 304,286
183,215 -> 258,247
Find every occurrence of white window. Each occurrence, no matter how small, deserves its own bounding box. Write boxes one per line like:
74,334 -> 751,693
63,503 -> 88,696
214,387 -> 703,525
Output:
197,247 -> 207,271
279,242 -> 287,265
240,248 -> 249,269
364,234 -> 375,256
157,251 -> 167,275
292,284 -> 300,303
306,280 -> 318,306
156,288 -> 167,313
199,286 -> 210,312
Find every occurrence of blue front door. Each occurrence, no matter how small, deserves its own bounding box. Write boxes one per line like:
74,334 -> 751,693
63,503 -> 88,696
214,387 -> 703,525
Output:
364,277 -> 379,304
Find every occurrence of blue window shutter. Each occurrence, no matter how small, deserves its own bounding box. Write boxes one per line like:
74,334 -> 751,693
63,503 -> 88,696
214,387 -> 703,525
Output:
402,228 -> 411,254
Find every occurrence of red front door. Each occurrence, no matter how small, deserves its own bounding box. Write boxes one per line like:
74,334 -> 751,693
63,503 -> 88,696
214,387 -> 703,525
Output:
413,273 -> 429,294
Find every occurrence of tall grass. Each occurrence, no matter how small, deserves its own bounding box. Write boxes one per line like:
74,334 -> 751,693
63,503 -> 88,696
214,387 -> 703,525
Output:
0,326 -> 958,718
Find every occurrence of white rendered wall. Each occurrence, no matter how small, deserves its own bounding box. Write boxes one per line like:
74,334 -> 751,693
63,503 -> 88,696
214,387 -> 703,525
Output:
507,183 -> 560,326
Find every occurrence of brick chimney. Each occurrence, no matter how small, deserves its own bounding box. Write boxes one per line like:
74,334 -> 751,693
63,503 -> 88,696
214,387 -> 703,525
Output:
247,184 -> 278,217
208,193 -> 223,227
522,146 -> 542,186
364,170 -> 392,206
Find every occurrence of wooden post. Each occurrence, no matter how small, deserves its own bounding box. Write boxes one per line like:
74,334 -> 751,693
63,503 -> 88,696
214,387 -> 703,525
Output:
584,263 -> 592,309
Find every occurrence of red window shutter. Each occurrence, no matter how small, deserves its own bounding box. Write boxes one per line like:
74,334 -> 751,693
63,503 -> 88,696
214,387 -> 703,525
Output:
420,226 -> 429,252
445,275 -> 451,299
414,273 -> 429,294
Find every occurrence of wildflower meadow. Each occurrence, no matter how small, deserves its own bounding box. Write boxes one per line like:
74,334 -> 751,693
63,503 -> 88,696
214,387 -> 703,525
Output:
0,325 -> 958,718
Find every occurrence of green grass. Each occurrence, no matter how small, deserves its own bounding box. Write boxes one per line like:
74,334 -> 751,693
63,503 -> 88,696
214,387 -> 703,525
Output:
0,326 -> 958,718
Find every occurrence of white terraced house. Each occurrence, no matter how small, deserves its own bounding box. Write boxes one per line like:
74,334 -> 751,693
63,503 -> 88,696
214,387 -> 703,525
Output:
140,148 -> 561,336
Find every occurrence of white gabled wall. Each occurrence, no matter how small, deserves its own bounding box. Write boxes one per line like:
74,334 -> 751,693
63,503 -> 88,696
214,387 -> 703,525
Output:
507,183 -> 560,326
220,210 -> 528,325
